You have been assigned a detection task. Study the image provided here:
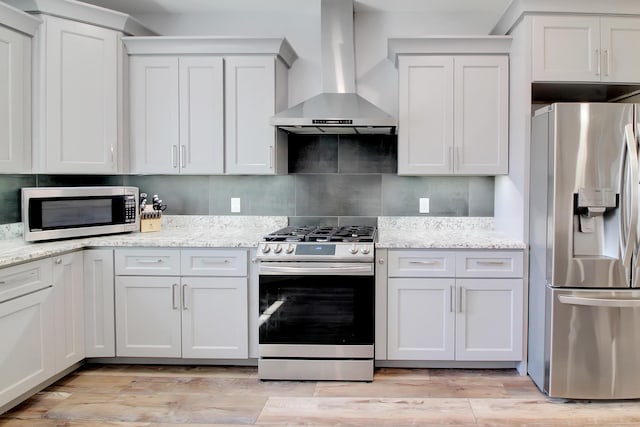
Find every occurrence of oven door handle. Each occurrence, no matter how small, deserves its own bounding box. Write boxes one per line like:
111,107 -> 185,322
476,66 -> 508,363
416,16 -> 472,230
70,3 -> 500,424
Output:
259,264 -> 373,276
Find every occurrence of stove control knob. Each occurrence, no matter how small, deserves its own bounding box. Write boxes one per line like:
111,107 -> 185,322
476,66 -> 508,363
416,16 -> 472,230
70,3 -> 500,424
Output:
349,244 -> 358,254
274,244 -> 283,254
360,246 -> 371,255
285,244 -> 295,254
261,244 -> 271,254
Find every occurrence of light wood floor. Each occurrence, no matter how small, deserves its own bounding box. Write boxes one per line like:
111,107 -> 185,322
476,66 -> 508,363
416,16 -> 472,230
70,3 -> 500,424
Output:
3,364 -> 640,426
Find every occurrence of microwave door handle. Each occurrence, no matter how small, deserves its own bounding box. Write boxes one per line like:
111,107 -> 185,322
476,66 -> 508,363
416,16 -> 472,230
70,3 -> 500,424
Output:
558,295 -> 640,308
619,124 -> 638,270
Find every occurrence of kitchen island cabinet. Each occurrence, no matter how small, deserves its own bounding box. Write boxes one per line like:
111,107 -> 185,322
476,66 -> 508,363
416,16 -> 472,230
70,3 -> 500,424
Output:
385,250 -> 523,362
114,248 -> 249,359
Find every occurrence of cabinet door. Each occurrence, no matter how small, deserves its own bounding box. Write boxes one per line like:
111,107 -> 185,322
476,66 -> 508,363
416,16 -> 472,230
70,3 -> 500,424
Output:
387,278 -> 455,360
42,16 -> 119,173
181,277 -> 248,359
129,56 -> 180,174
398,56 -> 454,175
532,15 -> 601,82
115,276 -> 181,357
455,278 -> 523,361
178,56 -> 224,174
601,17 -> 640,83
52,252 -> 85,371
454,56 -> 508,175
225,56 -> 277,174
0,26 -> 30,173
83,249 -> 115,357
0,287 -> 55,409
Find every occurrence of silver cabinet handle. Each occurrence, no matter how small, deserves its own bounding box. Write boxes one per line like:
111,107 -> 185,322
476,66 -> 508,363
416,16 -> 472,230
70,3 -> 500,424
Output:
456,146 -> 461,171
182,284 -> 188,310
595,49 -> 600,76
475,260 -> 506,266
110,144 -> 115,165
172,145 -> 178,168
180,145 -> 186,168
448,146 -> 454,172
55,258 -> 63,264
603,49 -> 609,77
450,286 -> 455,313
269,145 -> 274,169
378,258 -> 385,264
409,260 -> 439,265
458,287 -> 464,313
135,258 -> 163,264
172,284 -> 178,309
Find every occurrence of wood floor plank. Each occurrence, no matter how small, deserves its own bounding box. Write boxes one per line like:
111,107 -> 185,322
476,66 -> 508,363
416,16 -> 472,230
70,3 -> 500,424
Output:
256,397 -> 478,426
5,365 -> 640,426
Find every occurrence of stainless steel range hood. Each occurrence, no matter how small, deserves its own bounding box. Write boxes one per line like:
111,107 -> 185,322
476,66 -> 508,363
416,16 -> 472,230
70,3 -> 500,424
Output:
271,0 -> 396,135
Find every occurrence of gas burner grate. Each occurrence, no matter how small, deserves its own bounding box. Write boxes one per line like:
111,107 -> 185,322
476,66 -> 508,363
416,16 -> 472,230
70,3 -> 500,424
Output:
263,225 -> 376,243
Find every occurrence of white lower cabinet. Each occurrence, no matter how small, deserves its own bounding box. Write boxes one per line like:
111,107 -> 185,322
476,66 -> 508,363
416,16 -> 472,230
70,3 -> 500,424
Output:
114,248 -> 249,359
83,249 -> 115,357
52,252 -> 85,370
0,259 -> 55,409
387,250 -> 523,362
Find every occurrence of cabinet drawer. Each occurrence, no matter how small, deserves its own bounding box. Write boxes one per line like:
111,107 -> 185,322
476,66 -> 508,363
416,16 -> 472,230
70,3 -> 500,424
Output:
181,249 -> 247,277
0,258 -> 53,303
455,251 -> 523,278
388,251 -> 455,277
115,249 -> 180,276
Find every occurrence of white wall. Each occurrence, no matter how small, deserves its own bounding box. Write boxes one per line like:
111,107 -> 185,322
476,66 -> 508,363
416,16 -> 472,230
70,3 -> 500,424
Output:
136,8 -> 503,116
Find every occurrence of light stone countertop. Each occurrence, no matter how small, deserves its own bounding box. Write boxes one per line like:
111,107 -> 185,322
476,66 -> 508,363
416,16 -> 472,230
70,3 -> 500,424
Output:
0,216 -> 287,268
0,216 -> 526,268
376,217 -> 526,250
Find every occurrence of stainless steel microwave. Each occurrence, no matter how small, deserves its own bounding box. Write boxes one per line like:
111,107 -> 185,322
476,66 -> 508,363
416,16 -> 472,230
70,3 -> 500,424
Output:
22,186 -> 139,242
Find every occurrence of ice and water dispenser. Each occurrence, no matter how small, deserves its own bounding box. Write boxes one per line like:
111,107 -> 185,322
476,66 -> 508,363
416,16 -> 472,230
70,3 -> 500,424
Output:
573,187 -> 619,257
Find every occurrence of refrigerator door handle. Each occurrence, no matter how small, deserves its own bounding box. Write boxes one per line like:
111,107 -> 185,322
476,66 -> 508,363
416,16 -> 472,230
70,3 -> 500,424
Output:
618,124 -> 638,269
558,294 -> 640,308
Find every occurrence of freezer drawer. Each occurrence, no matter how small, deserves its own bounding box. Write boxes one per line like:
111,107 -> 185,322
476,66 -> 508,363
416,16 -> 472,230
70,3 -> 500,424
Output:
548,287 -> 640,399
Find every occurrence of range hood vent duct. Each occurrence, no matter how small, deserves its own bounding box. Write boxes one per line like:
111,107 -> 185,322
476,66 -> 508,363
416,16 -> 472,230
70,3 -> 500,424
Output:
271,0 -> 396,135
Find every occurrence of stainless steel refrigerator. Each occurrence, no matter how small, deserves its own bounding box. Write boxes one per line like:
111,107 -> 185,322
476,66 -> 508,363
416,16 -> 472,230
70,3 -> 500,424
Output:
529,102 -> 640,399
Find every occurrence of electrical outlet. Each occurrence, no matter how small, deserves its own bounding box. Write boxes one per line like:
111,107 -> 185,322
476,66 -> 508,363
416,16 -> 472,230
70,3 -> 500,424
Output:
419,198 -> 430,213
231,198 -> 241,213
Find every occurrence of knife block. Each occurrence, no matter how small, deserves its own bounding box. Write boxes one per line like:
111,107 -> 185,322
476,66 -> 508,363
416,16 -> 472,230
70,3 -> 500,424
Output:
140,207 -> 162,233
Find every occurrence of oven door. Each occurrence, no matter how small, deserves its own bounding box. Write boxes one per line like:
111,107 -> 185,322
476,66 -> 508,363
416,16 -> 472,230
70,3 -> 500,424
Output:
258,262 -> 374,358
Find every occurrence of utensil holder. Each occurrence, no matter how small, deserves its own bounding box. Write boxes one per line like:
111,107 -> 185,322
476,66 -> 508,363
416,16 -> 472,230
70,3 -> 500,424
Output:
140,206 -> 162,233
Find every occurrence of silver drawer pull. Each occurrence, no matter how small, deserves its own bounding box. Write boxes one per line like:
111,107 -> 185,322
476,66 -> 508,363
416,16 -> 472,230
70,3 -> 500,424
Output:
475,260 -> 507,266
409,260 -> 439,265
136,259 -> 164,264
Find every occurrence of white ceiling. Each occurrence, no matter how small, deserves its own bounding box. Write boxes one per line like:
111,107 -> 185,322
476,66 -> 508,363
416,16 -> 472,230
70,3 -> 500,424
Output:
76,0 -> 512,16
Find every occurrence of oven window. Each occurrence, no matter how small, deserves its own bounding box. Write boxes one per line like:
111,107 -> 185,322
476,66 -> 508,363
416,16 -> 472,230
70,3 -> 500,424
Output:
259,275 -> 374,345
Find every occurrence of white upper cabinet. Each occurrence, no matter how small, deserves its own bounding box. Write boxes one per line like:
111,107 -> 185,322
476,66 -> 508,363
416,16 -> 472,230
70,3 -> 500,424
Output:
0,25 -> 31,173
6,0 -> 154,174
533,15 -> 640,83
124,37 -> 296,175
129,55 -> 224,174
36,16 -> 120,174
224,56 -> 288,175
397,52 -> 509,175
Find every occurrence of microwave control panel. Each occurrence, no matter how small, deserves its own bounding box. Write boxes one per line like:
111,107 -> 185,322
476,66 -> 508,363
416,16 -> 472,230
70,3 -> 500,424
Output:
124,195 -> 137,223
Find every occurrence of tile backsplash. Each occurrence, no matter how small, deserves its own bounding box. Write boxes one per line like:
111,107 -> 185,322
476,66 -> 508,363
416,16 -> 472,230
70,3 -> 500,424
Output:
0,134 -> 493,225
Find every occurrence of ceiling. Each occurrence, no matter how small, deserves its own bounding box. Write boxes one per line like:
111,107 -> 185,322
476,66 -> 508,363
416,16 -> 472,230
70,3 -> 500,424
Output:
76,0 -> 512,16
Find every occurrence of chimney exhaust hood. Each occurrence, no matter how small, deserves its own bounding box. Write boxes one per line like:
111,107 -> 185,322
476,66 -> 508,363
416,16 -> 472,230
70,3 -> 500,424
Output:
271,0 -> 396,135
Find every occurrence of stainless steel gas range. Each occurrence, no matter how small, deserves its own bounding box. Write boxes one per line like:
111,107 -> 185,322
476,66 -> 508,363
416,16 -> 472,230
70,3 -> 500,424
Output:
256,225 -> 376,381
